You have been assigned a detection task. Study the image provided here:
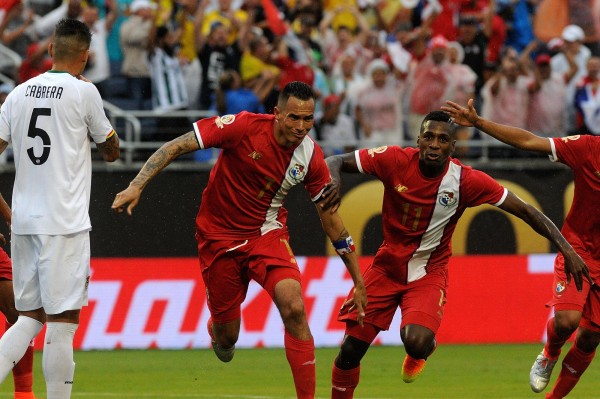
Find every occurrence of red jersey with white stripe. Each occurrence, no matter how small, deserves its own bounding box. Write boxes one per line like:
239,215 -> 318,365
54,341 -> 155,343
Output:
549,135 -> 600,265
356,146 -> 507,284
193,112 -> 330,240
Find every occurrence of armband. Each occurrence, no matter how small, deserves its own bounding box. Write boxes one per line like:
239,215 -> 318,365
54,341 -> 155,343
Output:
332,236 -> 356,256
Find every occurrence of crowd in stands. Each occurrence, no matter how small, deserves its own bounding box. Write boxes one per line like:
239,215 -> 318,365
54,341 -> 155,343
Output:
1,0 -> 600,159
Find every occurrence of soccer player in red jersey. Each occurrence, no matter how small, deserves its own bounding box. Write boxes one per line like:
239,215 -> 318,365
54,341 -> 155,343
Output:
112,81 -> 367,399
443,99 -> 597,399
0,193 -> 39,399
324,110 -> 590,398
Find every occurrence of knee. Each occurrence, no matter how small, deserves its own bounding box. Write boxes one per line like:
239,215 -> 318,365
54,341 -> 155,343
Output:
212,323 -> 239,348
576,329 -> 600,353
401,325 -> 435,359
554,313 -> 581,337
279,298 -> 307,325
336,336 -> 370,370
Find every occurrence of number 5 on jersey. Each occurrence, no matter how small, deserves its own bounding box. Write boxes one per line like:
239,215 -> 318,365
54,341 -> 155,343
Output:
27,107 -> 51,165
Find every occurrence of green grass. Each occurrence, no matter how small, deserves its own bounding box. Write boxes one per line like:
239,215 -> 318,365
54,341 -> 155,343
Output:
1,344 -> 600,398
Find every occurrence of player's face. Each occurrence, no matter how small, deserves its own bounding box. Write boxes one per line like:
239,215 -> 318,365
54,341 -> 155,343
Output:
274,96 -> 315,148
417,120 -> 456,167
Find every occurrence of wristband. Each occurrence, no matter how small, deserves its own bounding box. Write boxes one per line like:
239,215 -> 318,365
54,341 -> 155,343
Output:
332,236 -> 356,255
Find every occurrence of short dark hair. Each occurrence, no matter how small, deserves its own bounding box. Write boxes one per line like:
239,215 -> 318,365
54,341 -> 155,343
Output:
277,81 -> 315,108
421,111 -> 457,135
53,18 -> 92,61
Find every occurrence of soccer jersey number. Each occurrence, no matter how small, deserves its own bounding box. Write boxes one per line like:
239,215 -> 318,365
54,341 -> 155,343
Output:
27,107 -> 52,165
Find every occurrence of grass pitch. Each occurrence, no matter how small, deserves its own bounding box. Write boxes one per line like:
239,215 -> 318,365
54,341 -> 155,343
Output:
1,344 -> 599,398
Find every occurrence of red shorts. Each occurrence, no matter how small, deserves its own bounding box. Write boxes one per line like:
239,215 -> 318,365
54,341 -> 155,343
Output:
339,264 -> 448,335
197,228 -> 301,324
547,254 -> 600,332
0,247 -> 11,280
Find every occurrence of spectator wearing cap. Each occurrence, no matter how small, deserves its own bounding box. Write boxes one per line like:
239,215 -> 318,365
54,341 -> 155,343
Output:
18,38 -> 52,83
522,40 -> 577,138
574,56 -> 600,135
195,0 -> 245,110
119,0 -> 158,109
355,58 -> 406,146
551,24 -> 592,133
407,35 -> 452,141
314,94 -> 356,156
200,0 -> 247,46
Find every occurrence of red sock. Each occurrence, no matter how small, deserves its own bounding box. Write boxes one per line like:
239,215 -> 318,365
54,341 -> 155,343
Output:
332,362 -> 360,399
284,331 -> 315,399
547,344 -> 595,399
5,321 -> 34,393
545,318 -> 568,358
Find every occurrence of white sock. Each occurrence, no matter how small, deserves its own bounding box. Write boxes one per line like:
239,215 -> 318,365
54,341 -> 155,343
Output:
0,316 -> 43,384
43,322 -> 78,399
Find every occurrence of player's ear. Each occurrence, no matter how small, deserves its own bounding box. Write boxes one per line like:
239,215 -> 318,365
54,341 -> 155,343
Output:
48,42 -> 54,58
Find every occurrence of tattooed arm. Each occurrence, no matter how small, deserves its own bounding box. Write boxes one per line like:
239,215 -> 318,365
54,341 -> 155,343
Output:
96,132 -> 121,162
111,131 -> 200,215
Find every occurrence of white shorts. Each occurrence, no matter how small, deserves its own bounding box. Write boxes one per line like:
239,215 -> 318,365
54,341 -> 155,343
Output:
11,231 -> 90,314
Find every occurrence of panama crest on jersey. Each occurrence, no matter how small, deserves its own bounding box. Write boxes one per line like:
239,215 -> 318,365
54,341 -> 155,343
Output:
438,190 -> 458,207
555,280 -> 567,295
289,163 -> 306,181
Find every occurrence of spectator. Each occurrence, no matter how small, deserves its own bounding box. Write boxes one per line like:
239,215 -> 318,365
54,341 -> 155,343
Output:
81,2 -> 117,97
172,0 -> 202,110
195,4 -> 245,110
329,52 -> 366,119
551,24 -> 592,133
314,94 -> 356,155
355,58 -> 405,146
457,13 -> 491,101
526,50 -> 577,138
480,55 -> 533,157
201,0 -> 247,46
18,38 -> 52,83
214,69 -> 264,115
574,56 -> 600,135
239,34 -> 281,112
407,35 -> 452,141
119,0 -> 157,110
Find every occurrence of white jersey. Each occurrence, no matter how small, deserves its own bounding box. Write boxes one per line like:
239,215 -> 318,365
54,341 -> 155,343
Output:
0,71 -> 114,235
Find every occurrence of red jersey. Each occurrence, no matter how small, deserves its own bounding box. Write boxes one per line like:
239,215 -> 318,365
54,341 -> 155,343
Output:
550,135 -> 600,264
356,146 -> 506,284
193,112 -> 330,240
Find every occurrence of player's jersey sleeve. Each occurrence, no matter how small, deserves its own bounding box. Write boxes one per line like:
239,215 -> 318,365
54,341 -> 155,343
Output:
355,146 -> 403,182
304,142 -> 331,202
461,167 -> 507,207
81,83 -> 115,143
193,111 -> 251,149
549,135 -> 592,171
0,89 -> 16,143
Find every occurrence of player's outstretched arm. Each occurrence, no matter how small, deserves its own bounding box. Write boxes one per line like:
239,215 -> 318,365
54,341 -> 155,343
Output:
499,191 -> 592,291
96,131 -> 120,162
442,99 -> 552,155
321,153 -> 361,212
316,206 -> 367,325
112,131 -> 200,215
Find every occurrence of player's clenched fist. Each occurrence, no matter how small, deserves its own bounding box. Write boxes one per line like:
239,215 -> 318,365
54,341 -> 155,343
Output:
112,185 -> 142,215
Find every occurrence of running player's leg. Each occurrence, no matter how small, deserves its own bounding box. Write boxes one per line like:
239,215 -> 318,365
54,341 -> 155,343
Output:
398,268 -> 446,383
198,235 -> 248,362
531,255 -> 589,393
332,265 -> 399,398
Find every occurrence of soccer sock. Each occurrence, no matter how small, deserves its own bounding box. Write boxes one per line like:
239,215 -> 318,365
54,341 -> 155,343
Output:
284,330 -> 315,399
0,317 -> 43,385
547,344 -> 595,399
331,362 -> 360,399
10,322 -> 34,394
544,318 -> 567,358
43,322 -> 78,399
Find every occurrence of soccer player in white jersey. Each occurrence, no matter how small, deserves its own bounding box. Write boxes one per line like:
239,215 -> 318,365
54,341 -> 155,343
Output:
0,18 -> 120,399
111,81 -> 367,399
323,111 -> 589,398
